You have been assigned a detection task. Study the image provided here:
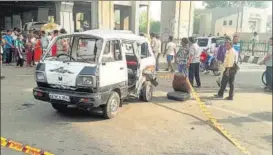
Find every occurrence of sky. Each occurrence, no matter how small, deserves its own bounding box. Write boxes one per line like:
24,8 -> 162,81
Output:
149,1 -> 272,21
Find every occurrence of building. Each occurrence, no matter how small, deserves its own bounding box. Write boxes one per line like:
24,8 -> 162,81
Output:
160,1 -> 195,41
198,7 -> 269,36
0,1 -> 150,34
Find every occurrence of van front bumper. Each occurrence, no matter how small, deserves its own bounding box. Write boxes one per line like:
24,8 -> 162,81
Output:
33,87 -> 109,108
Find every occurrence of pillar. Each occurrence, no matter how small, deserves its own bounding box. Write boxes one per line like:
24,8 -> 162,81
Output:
120,7 -> 130,30
91,1 -> 99,29
55,2 -> 74,33
161,1 -> 194,40
37,8 -> 49,22
130,1 -> 140,34
91,1 -> 114,29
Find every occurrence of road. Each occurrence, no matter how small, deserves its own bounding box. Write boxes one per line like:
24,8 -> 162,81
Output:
1,63 -> 272,155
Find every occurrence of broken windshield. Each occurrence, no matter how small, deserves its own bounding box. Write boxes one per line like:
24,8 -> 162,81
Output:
43,35 -> 103,63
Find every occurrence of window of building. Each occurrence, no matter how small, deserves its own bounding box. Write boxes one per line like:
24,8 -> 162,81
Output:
229,20 -> 232,26
223,20 -> 227,26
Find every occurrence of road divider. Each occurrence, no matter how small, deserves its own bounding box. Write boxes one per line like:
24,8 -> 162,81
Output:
1,137 -> 54,155
157,73 -> 251,155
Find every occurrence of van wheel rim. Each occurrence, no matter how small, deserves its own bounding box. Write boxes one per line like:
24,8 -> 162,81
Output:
110,98 -> 118,112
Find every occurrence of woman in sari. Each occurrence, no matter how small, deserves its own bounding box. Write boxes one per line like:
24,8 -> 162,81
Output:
33,34 -> 42,64
25,37 -> 33,67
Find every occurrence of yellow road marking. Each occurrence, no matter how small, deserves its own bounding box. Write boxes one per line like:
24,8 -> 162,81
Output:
1,137 -> 54,155
157,73 -> 251,154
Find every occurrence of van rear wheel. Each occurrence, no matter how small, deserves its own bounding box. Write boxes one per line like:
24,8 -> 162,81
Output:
102,91 -> 120,119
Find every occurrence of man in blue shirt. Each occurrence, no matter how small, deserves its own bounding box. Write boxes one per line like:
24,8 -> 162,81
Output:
232,35 -> 241,64
3,30 -> 14,65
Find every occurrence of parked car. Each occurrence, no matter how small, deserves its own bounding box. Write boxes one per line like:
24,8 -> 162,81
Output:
22,22 -> 46,37
33,30 -> 158,119
196,36 -> 225,54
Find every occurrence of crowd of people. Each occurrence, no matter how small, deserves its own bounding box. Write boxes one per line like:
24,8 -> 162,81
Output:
0,27 -> 67,69
149,33 -> 273,98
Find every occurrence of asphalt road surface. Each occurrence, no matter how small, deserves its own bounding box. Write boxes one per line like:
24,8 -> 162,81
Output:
1,63 -> 272,155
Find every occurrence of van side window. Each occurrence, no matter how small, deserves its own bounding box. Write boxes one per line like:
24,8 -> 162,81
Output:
102,40 -> 122,62
140,42 -> 150,59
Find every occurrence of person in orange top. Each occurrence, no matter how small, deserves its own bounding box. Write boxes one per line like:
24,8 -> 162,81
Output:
33,34 -> 42,65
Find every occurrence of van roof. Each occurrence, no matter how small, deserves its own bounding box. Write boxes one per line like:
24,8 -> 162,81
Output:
72,29 -> 148,42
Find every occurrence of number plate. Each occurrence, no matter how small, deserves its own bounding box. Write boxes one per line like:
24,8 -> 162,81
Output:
49,93 -> 70,102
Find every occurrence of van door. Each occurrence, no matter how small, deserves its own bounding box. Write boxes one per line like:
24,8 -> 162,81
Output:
99,40 -> 127,90
134,41 -> 156,96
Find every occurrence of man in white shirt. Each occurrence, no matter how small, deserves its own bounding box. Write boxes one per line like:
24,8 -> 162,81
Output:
155,34 -> 161,71
215,38 -> 237,100
164,36 -> 176,72
188,37 -> 201,87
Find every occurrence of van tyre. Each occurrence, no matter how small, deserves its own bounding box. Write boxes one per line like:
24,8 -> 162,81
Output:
102,91 -> 120,119
140,81 -> 153,102
51,103 -> 68,113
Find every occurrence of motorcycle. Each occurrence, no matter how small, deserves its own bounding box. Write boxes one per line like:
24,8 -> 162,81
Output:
200,48 -> 220,76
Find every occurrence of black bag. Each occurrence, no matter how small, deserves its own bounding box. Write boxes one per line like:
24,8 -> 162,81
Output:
230,62 -> 239,74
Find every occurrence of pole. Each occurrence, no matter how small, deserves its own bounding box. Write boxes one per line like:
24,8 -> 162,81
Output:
147,1 -> 151,36
188,1 -> 192,37
177,1 -> 181,39
235,3 -> 240,33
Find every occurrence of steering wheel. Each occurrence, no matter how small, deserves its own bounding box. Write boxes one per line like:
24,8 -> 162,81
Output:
56,53 -> 75,61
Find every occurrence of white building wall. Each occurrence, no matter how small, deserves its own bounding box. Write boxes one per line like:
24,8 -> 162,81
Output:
241,7 -> 268,33
214,13 -> 242,36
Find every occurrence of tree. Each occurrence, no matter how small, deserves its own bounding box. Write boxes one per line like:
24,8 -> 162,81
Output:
139,11 -> 161,34
204,1 -> 268,8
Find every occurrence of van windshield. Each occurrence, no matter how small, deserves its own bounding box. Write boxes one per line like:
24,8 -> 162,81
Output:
44,35 -> 102,63
197,38 -> 208,47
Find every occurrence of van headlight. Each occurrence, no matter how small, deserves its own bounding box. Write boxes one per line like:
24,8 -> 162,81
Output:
76,76 -> 94,86
35,72 -> 46,82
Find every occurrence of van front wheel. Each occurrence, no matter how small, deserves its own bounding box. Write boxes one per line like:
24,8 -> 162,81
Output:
102,91 -> 120,119
140,81 -> 153,102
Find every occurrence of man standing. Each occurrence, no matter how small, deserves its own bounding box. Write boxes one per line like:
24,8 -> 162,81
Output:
40,31 -> 49,53
214,39 -> 237,100
154,34 -> 161,71
232,35 -> 241,63
164,36 -> 176,72
3,30 -> 14,65
188,37 -> 201,87
259,37 -> 272,91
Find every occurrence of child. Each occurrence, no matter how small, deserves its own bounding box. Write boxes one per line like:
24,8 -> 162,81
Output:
14,35 -> 25,67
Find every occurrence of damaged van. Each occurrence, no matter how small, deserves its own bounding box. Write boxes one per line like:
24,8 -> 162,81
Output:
33,30 -> 158,119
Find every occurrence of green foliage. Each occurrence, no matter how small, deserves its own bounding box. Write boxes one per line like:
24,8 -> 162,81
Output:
139,11 -> 161,34
204,1 -> 268,8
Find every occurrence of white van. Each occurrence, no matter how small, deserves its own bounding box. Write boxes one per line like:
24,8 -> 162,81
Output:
33,30 -> 158,119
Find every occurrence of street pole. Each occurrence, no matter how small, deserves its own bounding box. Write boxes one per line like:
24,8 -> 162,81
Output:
177,1 -> 181,39
188,1 -> 192,37
235,3 -> 240,33
147,1 -> 151,36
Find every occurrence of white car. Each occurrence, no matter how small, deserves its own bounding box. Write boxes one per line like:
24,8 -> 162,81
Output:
33,30 -> 158,119
197,36 -> 225,54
